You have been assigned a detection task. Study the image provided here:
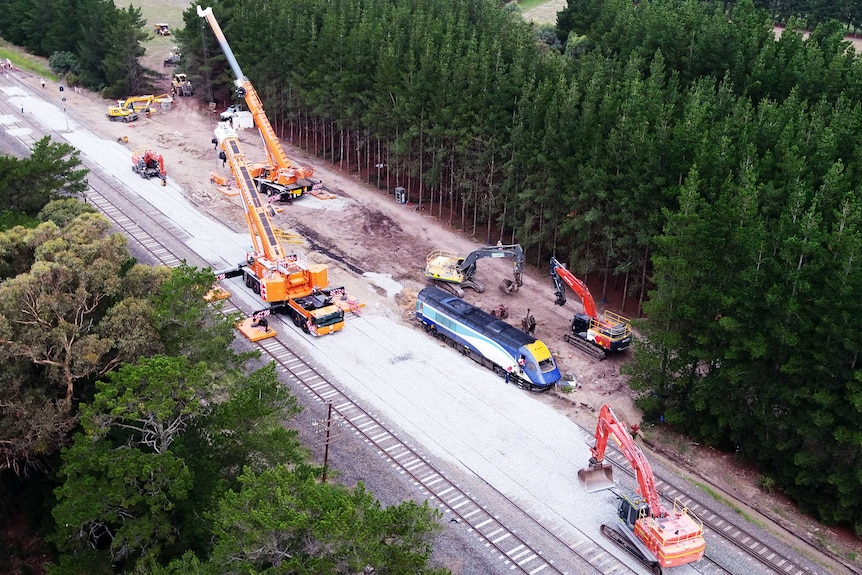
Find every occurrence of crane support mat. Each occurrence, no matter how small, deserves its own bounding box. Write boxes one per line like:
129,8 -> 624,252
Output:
333,297 -> 365,315
236,317 -> 278,341
309,189 -> 336,200
217,186 -> 239,197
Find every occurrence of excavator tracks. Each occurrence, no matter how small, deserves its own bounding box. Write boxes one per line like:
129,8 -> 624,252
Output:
563,333 -> 607,360
600,524 -> 662,575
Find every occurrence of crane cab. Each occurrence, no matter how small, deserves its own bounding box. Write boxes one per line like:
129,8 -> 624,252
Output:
618,492 -> 706,570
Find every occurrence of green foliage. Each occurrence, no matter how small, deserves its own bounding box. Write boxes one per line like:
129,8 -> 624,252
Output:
0,209 -> 38,231
100,4 -> 150,97
0,137 -> 89,217
48,51 -> 79,75
203,466 -> 445,575
38,198 -> 97,227
151,263 -> 246,367
758,475 -> 776,494
0,0 -> 151,91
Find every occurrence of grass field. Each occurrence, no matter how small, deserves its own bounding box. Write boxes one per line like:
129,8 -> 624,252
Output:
0,41 -> 54,79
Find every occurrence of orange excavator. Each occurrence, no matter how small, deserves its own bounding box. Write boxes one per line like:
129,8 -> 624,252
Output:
579,404 -> 706,574
198,6 -> 318,202
549,257 -> 632,359
131,149 -> 166,185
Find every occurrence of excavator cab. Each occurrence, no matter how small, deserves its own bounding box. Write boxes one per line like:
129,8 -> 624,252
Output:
578,459 -> 615,492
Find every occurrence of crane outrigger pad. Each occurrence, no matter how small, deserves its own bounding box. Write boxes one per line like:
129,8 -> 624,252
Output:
578,464 -> 615,492
236,317 -> 278,342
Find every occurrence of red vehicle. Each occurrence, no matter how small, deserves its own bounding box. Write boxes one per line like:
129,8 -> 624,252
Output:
549,257 -> 632,359
580,404 -> 706,574
131,149 -> 166,185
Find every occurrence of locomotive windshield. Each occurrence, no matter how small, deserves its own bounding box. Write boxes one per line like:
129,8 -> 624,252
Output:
538,357 -> 557,373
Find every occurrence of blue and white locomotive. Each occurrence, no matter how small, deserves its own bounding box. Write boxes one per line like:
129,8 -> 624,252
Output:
416,286 -> 561,391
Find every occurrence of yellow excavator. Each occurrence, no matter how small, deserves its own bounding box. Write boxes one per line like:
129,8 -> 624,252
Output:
425,243 -> 525,296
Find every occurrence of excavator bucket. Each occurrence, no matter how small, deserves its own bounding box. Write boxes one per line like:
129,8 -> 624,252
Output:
578,463 -> 615,492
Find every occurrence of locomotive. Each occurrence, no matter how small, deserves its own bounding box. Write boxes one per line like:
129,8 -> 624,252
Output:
416,286 -> 561,391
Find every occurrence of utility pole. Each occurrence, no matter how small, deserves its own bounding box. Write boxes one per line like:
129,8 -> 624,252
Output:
314,402 -> 343,484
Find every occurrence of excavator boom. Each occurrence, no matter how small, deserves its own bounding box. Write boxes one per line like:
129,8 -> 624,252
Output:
550,256 -> 597,318
580,404 -> 665,515
425,243 -> 525,295
550,257 -> 633,355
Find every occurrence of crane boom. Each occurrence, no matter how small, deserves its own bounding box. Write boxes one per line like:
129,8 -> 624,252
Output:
215,122 -> 283,262
198,6 -> 314,198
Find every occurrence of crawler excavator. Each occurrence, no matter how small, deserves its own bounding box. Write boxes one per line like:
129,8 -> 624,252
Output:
425,243 -> 525,296
580,404 -> 706,574
549,257 -> 632,360
198,6 -> 318,202
212,120 -> 347,337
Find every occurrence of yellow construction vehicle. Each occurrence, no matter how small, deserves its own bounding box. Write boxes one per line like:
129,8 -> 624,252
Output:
425,243 -> 525,296
171,73 -> 193,97
118,95 -> 155,113
106,106 -> 139,122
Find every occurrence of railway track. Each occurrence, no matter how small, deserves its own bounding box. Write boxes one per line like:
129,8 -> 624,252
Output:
90,172 -> 823,575
0,78 -> 839,575
601,447 -> 820,575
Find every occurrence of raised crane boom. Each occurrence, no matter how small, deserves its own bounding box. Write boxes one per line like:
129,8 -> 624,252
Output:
215,122 -> 283,262
214,122 -> 346,337
198,5 -> 314,200
580,404 -> 706,573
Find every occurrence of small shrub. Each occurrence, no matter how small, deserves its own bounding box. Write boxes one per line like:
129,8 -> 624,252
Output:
48,51 -> 78,75
758,475 -> 776,494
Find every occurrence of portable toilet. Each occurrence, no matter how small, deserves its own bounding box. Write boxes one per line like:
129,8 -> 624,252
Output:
395,186 -> 407,204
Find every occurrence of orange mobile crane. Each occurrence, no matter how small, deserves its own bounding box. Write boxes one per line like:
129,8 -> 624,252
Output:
198,6 -> 317,202
213,120 -> 345,336
579,404 -> 706,574
549,257 -> 633,359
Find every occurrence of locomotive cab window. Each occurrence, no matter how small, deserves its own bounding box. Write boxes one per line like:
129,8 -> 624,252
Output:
538,357 -> 556,372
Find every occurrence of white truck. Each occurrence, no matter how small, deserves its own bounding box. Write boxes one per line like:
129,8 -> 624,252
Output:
219,105 -> 254,129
